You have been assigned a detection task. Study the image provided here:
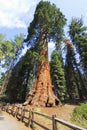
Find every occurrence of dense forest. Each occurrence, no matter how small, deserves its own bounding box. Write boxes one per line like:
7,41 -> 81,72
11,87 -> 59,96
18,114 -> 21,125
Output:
0,1 -> 87,106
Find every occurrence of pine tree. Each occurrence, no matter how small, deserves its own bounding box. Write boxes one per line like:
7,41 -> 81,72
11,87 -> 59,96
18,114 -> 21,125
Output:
50,49 -> 66,101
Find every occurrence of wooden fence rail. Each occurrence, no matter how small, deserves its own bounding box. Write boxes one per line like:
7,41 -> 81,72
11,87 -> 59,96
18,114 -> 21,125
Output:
0,103 -> 86,130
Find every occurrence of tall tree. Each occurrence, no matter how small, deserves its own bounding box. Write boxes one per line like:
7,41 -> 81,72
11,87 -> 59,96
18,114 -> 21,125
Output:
1,34 -> 24,94
5,46 -> 37,102
69,18 -> 87,76
65,39 -> 87,100
68,18 -> 87,99
24,1 -> 66,107
0,34 -> 14,66
0,34 -> 14,94
65,39 -> 80,100
50,49 -> 66,101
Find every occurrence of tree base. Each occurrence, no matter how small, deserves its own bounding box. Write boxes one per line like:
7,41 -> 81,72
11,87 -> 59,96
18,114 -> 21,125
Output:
23,80 -> 62,107
23,41 -> 62,107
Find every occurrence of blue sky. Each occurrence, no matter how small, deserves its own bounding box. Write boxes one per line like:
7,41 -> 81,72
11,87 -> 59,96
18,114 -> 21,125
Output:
0,0 -> 87,57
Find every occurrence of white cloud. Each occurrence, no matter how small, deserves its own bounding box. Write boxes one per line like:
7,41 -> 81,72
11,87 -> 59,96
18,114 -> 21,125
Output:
0,0 -> 87,29
0,0 -> 38,28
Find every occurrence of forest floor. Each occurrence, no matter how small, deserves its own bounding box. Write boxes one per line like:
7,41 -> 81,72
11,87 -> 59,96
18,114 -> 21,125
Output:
0,104 -> 78,130
24,104 -> 76,130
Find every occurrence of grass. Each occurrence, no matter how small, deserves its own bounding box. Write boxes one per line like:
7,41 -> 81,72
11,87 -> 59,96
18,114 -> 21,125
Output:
71,102 -> 87,129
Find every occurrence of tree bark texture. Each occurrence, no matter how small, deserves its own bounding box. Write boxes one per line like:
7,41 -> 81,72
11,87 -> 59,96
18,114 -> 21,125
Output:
24,38 -> 61,107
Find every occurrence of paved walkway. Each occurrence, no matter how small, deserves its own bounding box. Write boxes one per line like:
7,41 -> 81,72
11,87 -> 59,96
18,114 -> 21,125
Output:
0,111 -> 31,130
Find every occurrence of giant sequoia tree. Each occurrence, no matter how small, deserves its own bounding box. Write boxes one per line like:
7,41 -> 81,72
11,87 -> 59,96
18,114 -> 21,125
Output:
24,1 -> 66,107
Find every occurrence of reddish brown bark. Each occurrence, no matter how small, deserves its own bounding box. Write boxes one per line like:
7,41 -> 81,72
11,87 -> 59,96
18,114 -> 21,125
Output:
24,37 -> 61,107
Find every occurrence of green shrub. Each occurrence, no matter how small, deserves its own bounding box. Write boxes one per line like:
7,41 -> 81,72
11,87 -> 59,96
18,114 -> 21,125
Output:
72,102 -> 87,129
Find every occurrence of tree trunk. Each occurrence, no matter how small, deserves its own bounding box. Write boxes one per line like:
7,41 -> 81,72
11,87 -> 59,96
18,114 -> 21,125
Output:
0,70 -> 11,95
23,40 -> 61,107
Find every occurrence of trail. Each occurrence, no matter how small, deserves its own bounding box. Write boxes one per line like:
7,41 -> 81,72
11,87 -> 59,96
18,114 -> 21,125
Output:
0,111 -> 31,130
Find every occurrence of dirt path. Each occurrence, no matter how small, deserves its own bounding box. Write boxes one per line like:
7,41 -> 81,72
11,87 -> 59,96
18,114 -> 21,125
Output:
0,104 -> 76,130
0,111 -> 31,130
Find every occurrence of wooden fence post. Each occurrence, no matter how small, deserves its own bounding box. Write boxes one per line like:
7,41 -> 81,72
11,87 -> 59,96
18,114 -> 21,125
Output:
21,106 -> 25,122
5,104 -> 8,112
29,108 -> 34,128
28,109 -> 34,128
15,106 -> 19,118
27,110 -> 32,128
32,108 -> 34,126
15,106 -> 17,117
11,104 -> 14,115
21,107 -> 23,121
12,104 -> 16,117
52,114 -> 58,130
6,103 -> 9,112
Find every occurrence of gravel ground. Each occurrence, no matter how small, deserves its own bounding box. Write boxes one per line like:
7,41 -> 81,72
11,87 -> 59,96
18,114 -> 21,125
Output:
0,111 -> 31,130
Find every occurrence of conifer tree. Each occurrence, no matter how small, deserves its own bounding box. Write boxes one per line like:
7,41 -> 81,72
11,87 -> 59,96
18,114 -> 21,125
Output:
69,18 -> 87,75
5,47 -> 36,102
69,18 -> 87,99
65,39 -> 87,100
24,1 -> 66,106
50,49 -> 66,101
65,39 -> 79,100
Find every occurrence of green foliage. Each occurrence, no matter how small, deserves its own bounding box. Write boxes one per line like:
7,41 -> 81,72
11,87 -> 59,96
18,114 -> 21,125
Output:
4,1 -> 67,103
24,1 -> 66,102
50,49 -> 66,101
26,1 -> 66,44
5,47 -> 36,102
65,43 -> 79,100
68,18 -> 87,100
69,18 -> 87,39
0,34 -> 5,57
0,33 -> 24,71
64,40 -> 87,100
0,34 -> 24,95
0,34 -> 14,61
69,18 -> 87,75
72,102 -> 87,129
65,41 -> 87,100
13,33 -> 24,57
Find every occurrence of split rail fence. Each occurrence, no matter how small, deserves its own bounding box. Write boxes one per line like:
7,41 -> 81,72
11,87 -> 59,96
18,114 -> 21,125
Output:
0,103 -> 86,130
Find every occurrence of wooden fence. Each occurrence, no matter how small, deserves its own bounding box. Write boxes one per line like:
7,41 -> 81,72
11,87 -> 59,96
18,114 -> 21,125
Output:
0,103 -> 86,130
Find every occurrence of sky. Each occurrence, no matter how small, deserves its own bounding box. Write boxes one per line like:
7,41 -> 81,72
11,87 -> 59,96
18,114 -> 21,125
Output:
0,0 -> 87,58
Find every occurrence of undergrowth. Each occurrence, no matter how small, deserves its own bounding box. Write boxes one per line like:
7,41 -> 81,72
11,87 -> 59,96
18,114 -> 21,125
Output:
72,102 -> 87,129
